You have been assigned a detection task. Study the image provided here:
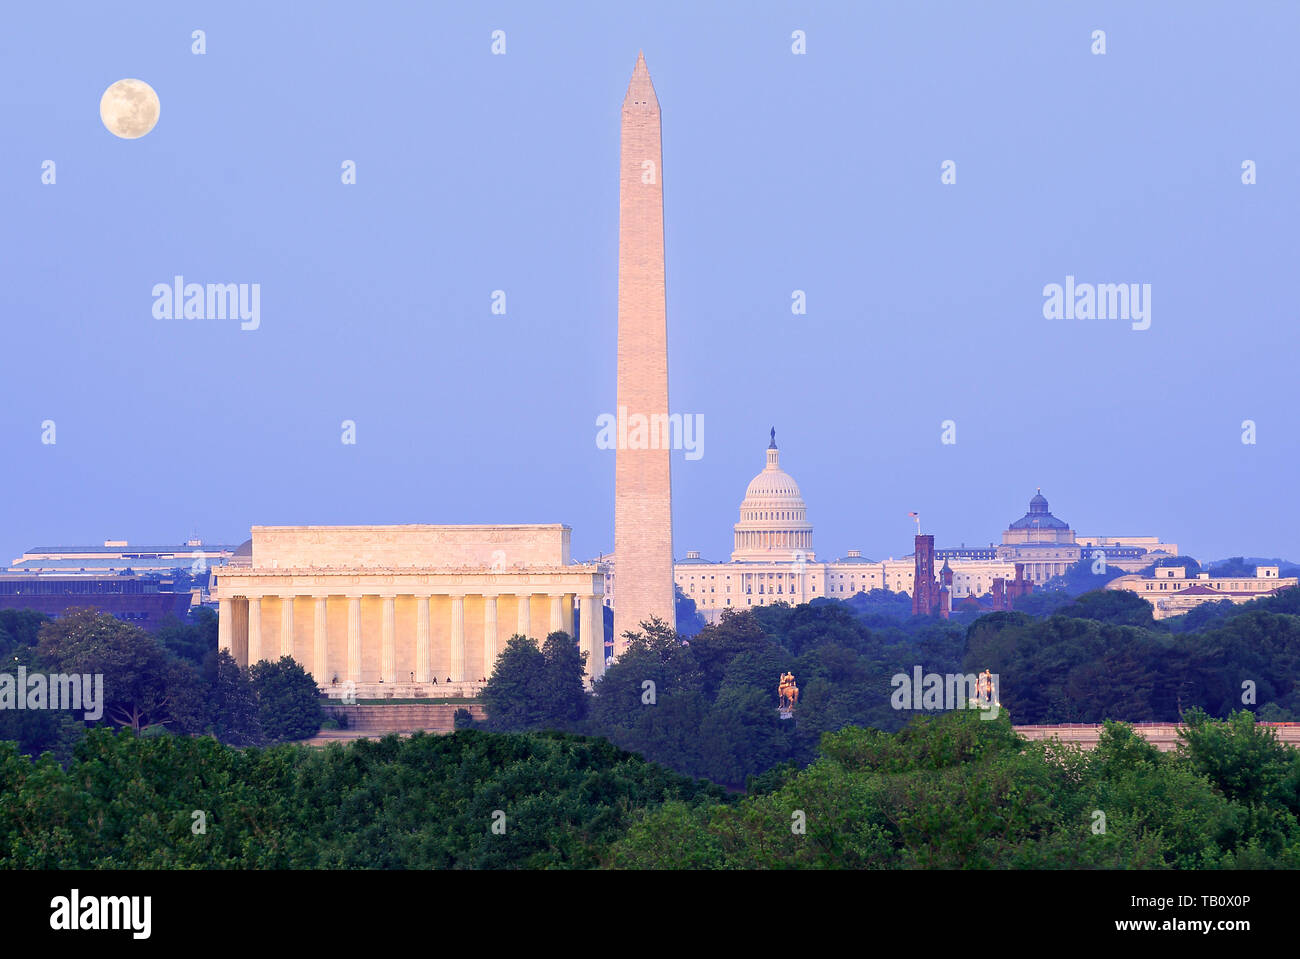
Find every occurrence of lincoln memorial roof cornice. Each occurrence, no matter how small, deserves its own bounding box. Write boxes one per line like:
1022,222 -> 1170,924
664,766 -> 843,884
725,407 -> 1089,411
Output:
220,564 -> 601,577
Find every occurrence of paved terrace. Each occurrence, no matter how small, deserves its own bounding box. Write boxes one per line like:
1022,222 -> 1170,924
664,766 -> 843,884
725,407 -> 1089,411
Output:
301,710 -> 1300,750
1015,722 -> 1300,751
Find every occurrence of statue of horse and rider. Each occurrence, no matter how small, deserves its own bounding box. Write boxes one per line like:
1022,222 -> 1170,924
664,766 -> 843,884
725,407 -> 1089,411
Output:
778,671 -> 799,712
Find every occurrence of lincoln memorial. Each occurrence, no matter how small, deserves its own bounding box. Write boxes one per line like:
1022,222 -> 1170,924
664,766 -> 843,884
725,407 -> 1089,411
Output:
214,524 -> 605,699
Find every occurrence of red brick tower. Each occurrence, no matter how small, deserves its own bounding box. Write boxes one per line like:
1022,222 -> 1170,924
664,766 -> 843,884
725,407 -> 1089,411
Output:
912,534 -> 938,616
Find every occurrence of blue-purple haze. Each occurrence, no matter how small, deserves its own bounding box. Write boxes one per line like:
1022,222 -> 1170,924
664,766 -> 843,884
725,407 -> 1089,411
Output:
2,2 -> 1297,566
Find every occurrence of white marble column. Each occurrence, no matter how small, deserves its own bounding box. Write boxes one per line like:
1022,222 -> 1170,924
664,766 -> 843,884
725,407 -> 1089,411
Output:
248,597 -> 263,664
450,595 -> 466,682
280,596 -> 295,658
482,594 -> 498,679
580,593 -> 603,683
549,593 -> 564,637
415,596 -> 431,683
381,596 -> 397,683
516,593 -> 531,641
347,597 -> 362,681
218,598 -> 233,653
313,597 -> 328,682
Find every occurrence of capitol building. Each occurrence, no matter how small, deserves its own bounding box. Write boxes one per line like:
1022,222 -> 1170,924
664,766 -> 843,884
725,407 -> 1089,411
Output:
602,433 -> 1177,626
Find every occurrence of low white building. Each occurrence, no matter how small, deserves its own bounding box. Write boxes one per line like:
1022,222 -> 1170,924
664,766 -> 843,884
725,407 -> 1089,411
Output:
1107,565 -> 1297,620
602,437 -> 1184,627
604,435 -> 1024,625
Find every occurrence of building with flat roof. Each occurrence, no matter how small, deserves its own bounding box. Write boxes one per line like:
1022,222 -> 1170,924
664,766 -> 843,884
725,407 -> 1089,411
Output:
0,573 -> 194,631
1107,565 -> 1297,620
8,538 -> 238,603
214,524 -> 605,699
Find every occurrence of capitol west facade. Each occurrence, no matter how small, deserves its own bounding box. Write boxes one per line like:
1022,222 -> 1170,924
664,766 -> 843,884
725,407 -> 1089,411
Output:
603,435 -> 1178,625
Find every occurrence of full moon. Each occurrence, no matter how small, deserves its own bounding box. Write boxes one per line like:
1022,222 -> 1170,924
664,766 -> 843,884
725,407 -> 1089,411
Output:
100,79 -> 160,139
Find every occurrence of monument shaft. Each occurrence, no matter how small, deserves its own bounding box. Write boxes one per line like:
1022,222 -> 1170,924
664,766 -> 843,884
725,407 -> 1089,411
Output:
614,53 -> 675,649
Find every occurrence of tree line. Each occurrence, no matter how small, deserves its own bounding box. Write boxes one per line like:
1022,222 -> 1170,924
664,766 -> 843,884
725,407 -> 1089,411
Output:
1,708 -> 1294,868
474,582 -> 1300,790
0,607 -> 323,759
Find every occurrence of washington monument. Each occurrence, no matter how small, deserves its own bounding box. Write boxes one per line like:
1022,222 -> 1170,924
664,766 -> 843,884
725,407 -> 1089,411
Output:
613,52 -> 676,649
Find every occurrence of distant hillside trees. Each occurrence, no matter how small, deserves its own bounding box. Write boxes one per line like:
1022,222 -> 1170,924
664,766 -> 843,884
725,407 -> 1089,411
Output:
674,585 -> 707,638
482,632 -> 589,732
154,606 -> 219,665
608,709 -> 1300,869
0,609 -> 323,757
250,657 -> 325,744
0,727 -> 725,869
480,583 -> 1300,789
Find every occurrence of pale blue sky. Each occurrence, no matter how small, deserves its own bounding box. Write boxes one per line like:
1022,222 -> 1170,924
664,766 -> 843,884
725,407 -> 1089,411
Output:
2,1 -> 1296,565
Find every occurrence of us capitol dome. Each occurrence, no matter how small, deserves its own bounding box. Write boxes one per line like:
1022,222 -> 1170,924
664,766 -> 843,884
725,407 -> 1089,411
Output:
730,429 -> 814,562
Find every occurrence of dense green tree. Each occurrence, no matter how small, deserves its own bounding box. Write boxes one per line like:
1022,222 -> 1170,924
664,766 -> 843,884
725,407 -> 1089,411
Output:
0,708 -> 85,764
1178,708 -> 1300,813
1205,557 -> 1255,577
204,649 -> 262,745
1,698 -> 1298,869
688,609 -> 775,695
1057,589 -> 1158,628
0,727 -> 726,869
482,635 -> 548,731
0,610 -> 50,658
1006,592 -> 1069,618
36,608 -> 193,732
154,607 -> 219,665
475,584 -> 1300,789
1139,555 -> 1202,576
0,639 -> 85,760
1040,556 -> 1127,597
250,656 -> 325,743
592,617 -> 701,705
540,631 -> 589,726
674,585 -> 707,638
1164,599 -> 1238,634
482,632 -> 589,733
694,685 -> 787,788
840,588 -> 914,620
609,710 -> 1300,869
